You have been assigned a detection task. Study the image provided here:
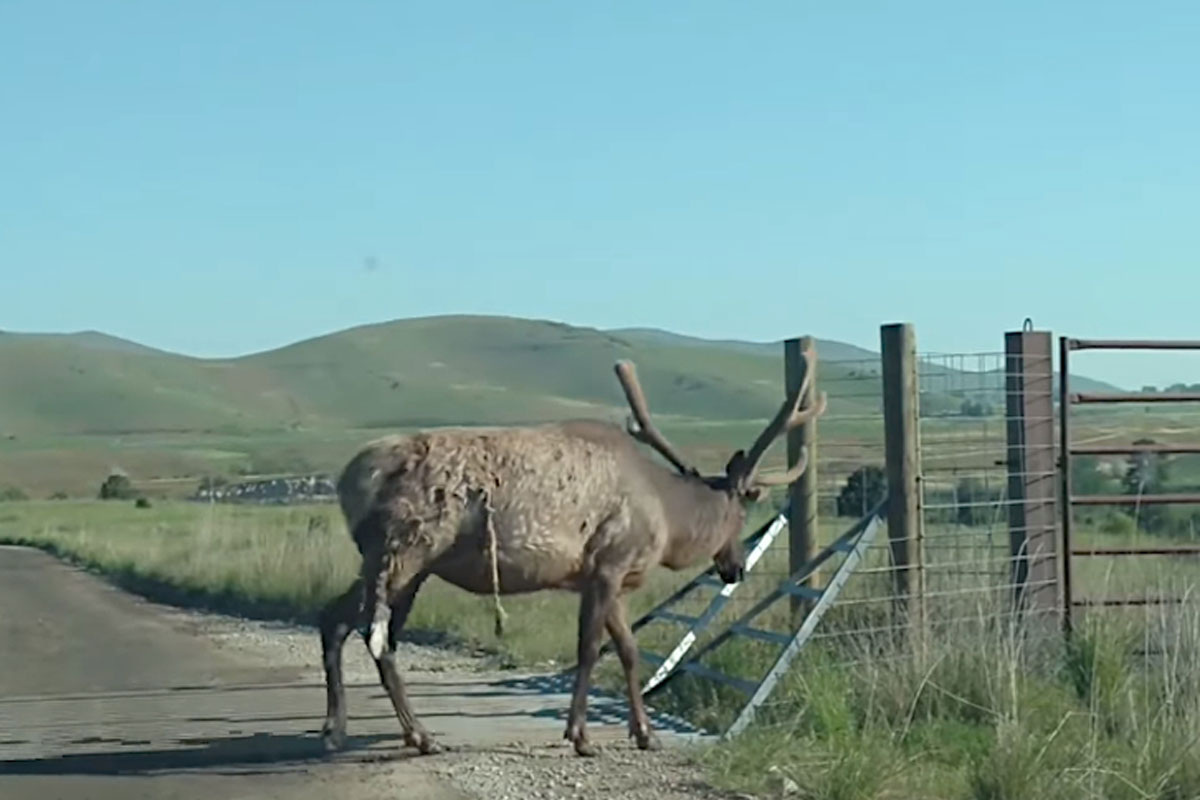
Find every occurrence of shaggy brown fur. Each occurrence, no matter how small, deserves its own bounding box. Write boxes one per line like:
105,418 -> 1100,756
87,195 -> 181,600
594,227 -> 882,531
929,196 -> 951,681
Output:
318,352 -> 826,757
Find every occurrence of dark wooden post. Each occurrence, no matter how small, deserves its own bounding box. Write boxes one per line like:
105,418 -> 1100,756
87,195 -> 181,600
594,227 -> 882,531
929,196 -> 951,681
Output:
785,336 -> 819,623
1005,330 -> 1060,625
881,323 -> 924,632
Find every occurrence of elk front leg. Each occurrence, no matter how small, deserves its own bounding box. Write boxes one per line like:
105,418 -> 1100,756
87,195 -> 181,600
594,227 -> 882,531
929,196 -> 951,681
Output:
565,576 -> 616,757
319,579 -> 361,751
372,571 -> 439,755
606,597 -> 660,751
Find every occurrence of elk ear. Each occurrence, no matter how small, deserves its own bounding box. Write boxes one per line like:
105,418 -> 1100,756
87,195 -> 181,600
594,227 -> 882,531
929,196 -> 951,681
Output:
725,449 -> 748,477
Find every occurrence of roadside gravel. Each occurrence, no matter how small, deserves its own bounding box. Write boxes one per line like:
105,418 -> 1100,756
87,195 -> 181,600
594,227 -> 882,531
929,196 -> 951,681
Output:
429,742 -> 738,800
174,607 -> 740,800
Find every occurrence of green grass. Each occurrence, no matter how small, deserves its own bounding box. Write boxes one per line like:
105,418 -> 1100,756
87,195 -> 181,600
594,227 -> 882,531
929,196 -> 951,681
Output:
6,497 -> 1200,798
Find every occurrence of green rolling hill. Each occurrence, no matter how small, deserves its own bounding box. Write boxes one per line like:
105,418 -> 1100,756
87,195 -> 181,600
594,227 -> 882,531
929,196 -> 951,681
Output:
0,315 -> 1120,438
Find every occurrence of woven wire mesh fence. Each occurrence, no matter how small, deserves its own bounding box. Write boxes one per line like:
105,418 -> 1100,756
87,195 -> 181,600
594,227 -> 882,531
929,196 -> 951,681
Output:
917,351 -> 1056,632
620,356 -> 895,733
626,347 -> 1066,737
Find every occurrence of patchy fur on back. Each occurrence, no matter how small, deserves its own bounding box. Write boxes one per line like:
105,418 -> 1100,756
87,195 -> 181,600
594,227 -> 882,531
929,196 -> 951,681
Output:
338,420 -> 694,595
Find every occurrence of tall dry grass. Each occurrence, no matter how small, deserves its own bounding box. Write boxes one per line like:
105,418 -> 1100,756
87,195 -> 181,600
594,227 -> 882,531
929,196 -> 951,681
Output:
699,562 -> 1200,800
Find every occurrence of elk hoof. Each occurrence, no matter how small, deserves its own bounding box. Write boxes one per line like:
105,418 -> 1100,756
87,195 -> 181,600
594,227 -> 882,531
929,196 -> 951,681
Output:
574,739 -> 600,758
406,730 -> 441,756
565,723 -> 599,757
635,730 -> 662,751
321,724 -> 346,752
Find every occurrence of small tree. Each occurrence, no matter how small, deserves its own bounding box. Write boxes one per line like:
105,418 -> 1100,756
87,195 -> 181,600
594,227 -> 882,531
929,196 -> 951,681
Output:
99,472 -> 136,500
836,465 -> 887,517
0,486 -> 28,502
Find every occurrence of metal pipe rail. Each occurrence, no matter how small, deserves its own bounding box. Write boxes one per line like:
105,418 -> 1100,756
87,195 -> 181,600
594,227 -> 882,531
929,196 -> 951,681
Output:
1067,339 -> 1200,351
1059,336 -> 1200,630
1071,444 -> 1200,455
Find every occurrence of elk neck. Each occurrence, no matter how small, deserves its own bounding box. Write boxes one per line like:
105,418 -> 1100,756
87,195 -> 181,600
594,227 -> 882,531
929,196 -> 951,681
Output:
643,464 -> 743,569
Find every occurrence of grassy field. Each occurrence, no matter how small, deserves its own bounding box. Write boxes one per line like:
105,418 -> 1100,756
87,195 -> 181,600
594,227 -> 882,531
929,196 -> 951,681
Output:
5,495 -> 1200,798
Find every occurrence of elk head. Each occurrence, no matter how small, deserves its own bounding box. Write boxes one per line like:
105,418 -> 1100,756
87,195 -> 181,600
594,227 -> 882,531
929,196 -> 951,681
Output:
613,345 -> 828,583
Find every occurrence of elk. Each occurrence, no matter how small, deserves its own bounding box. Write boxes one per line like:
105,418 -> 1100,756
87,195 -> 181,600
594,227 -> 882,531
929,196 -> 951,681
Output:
318,347 -> 826,757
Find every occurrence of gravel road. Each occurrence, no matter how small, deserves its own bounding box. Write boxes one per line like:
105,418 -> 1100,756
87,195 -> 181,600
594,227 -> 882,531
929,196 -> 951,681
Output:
0,545 -> 737,800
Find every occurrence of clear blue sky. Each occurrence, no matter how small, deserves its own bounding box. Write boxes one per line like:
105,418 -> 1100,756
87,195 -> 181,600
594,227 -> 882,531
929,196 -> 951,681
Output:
2,1 -> 1198,388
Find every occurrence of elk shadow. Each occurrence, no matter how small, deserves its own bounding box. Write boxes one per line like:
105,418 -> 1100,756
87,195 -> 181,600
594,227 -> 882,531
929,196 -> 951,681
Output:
0,730 -> 402,777
485,673 -> 711,737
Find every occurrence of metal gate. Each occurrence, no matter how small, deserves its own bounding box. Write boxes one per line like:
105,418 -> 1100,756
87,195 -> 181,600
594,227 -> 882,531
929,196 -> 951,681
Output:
1058,337 -> 1200,631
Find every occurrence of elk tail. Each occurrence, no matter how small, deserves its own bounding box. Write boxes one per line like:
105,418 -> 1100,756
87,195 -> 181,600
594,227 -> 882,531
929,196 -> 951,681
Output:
366,553 -> 393,659
353,509 -> 394,660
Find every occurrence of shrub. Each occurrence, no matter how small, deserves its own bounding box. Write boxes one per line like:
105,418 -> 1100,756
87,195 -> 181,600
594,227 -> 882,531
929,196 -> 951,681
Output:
837,466 -> 887,517
99,472 -> 136,500
0,486 -> 28,502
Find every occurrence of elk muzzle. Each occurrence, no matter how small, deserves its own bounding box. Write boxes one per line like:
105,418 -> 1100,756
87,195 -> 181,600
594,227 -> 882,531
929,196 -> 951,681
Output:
714,539 -> 747,584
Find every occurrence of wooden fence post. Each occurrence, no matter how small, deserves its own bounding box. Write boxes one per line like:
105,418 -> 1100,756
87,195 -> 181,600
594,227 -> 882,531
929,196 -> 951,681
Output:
1004,329 -> 1060,625
881,323 -> 924,634
785,336 -> 819,624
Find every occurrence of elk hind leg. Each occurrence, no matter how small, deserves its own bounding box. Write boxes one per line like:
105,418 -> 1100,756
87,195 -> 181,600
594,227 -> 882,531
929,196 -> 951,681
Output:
319,579 -> 361,751
565,575 -> 618,757
373,570 -> 439,755
606,597 -> 660,751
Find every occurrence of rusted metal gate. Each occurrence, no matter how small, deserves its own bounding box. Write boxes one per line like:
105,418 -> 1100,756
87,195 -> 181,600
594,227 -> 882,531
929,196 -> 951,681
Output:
1058,337 -> 1200,631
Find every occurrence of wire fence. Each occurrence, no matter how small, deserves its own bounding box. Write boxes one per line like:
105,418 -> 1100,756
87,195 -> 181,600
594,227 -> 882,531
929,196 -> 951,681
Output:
632,347 -> 1065,735
918,351 -> 1021,613
782,351 -> 1043,668
610,335 -> 1200,742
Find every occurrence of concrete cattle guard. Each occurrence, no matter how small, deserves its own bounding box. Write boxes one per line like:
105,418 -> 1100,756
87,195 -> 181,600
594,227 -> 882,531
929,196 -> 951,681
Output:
318,348 -> 828,757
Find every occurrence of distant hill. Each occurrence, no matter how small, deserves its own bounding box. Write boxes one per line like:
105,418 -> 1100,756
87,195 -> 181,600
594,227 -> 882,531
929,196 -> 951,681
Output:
611,326 -> 1121,409
0,329 -> 163,355
0,315 -> 1122,436
610,328 -> 878,363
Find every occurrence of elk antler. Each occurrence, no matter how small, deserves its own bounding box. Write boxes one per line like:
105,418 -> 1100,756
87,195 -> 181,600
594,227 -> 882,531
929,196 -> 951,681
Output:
735,344 -> 828,487
613,360 -> 697,477
749,445 -> 811,487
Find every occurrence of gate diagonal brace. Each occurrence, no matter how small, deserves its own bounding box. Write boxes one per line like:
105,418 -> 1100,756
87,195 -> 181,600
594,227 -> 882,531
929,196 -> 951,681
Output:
644,498 -> 888,739
563,507 -> 789,687
638,511 -> 789,695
